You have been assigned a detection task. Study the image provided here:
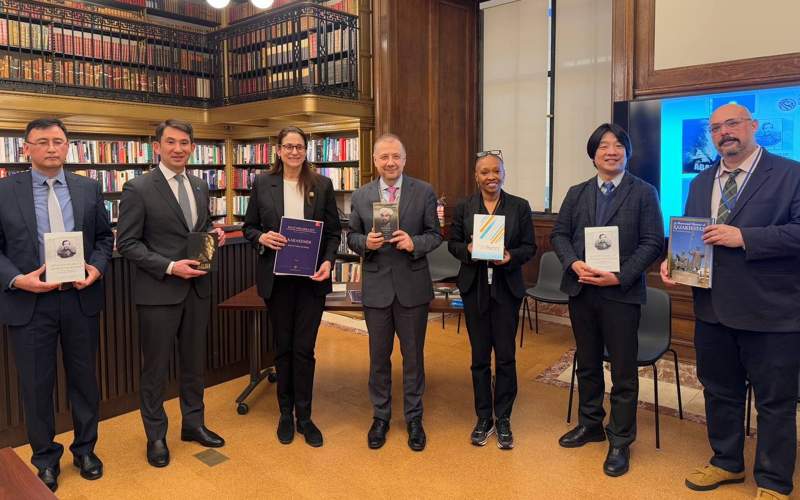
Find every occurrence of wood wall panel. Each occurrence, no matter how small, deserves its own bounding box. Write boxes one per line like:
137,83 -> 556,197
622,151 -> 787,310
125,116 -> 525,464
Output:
0,239 -> 267,448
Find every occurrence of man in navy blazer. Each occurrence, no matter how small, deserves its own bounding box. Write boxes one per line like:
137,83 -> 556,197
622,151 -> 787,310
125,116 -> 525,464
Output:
662,104 -> 800,499
0,118 -> 113,492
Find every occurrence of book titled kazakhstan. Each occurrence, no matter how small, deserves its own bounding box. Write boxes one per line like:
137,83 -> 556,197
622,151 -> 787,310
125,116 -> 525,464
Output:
274,217 -> 323,277
668,216 -> 713,288
472,214 -> 505,260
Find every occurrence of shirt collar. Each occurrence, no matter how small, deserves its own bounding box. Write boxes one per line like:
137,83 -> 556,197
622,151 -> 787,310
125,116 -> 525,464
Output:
717,146 -> 761,179
379,174 -> 403,193
159,162 -> 186,181
596,171 -> 625,189
31,167 -> 66,186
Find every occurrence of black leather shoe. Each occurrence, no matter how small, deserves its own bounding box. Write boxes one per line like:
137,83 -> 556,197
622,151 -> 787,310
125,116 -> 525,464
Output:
277,413 -> 295,444
146,439 -> 170,468
73,452 -> 103,480
181,425 -> 225,448
367,418 -> 390,449
603,445 -> 630,477
297,419 -> 323,448
496,418 -> 514,450
471,418 -> 495,446
37,465 -> 59,492
558,425 -> 606,448
407,417 -> 426,452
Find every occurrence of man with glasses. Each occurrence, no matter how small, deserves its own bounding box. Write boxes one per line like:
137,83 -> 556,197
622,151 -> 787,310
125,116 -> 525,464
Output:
0,118 -> 114,492
661,103 -> 800,500
347,133 -> 442,451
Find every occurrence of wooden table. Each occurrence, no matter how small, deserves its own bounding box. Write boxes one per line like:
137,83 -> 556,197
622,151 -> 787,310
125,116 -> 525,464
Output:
218,285 -> 464,414
0,448 -> 56,499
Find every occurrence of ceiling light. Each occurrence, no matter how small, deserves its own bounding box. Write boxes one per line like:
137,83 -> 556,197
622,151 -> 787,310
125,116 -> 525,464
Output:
206,0 -> 230,9
251,0 -> 275,8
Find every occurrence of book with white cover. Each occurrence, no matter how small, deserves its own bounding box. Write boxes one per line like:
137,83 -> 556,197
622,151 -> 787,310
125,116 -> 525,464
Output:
584,226 -> 619,273
471,214 -> 505,260
44,231 -> 85,283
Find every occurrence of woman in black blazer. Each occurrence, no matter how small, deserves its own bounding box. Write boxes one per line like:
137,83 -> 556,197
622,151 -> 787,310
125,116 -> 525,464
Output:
448,152 -> 535,450
242,126 -> 341,448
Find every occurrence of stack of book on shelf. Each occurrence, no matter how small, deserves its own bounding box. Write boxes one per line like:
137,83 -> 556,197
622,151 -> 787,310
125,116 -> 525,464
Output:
66,140 -> 154,164
233,195 -> 249,216
332,261 -> 360,283
209,196 -> 226,217
233,143 -> 275,165
307,136 -> 358,163
0,137 -> 25,163
72,168 -> 145,192
187,168 -> 226,190
188,144 -> 225,164
316,166 -> 358,191
232,169 -> 259,190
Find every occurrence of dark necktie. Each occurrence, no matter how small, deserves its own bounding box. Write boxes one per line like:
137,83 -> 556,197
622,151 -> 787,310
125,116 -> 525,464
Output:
716,169 -> 741,224
175,174 -> 193,228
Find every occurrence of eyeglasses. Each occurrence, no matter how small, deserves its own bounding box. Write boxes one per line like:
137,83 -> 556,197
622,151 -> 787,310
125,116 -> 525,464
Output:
374,153 -> 405,163
26,139 -> 67,148
477,149 -> 503,159
280,144 -> 306,152
708,118 -> 752,135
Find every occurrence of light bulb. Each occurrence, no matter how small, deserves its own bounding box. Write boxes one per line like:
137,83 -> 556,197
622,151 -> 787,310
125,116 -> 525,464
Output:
251,0 -> 274,8
207,0 -> 230,9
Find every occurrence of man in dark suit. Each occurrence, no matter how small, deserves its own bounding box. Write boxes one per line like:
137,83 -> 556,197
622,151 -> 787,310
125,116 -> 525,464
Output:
551,123 -> 664,477
117,119 -> 227,468
661,104 -> 800,500
347,133 -> 442,451
0,118 -> 113,492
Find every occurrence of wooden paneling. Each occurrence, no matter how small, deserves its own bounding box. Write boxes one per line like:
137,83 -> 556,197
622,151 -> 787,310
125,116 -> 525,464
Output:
0,239 -> 268,448
373,0 -> 478,203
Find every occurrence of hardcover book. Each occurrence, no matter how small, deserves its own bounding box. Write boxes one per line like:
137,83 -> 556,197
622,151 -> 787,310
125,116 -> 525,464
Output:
44,231 -> 85,283
274,217 -> 323,277
187,231 -> 218,272
471,214 -> 505,260
372,202 -> 399,242
668,216 -> 713,288
584,226 -> 620,273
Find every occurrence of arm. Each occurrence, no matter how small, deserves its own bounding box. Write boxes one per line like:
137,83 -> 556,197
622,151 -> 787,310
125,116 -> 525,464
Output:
550,186 -> 580,272
0,211 -> 24,291
617,184 -> 665,291
116,180 -> 172,279
409,185 -> 443,259
320,178 -> 342,265
88,182 -> 114,274
447,201 -> 471,263
506,200 -> 536,270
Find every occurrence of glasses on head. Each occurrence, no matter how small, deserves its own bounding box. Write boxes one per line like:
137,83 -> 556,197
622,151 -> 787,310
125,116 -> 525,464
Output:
374,153 -> 405,163
280,143 -> 306,152
477,149 -> 503,159
26,139 -> 67,148
708,118 -> 751,135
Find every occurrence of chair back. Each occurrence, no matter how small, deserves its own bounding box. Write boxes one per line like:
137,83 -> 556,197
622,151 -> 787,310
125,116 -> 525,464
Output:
637,287 -> 672,362
537,251 -> 564,288
427,243 -> 461,282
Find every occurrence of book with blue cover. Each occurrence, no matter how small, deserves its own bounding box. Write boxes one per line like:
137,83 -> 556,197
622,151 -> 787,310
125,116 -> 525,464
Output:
471,214 -> 505,260
274,217 -> 323,277
668,216 -> 713,288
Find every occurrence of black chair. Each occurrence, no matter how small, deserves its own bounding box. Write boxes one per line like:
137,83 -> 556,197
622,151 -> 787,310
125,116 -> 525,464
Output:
427,243 -> 462,331
520,251 -> 569,346
565,287 -> 683,449
744,373 -> 800,437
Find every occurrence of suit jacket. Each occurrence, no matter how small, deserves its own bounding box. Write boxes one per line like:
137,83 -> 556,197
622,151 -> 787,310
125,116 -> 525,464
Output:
242,172 -> 341,300
0,170 -> 114,326
116,167 -> 213,306
685,150 -> 800,332
551,172 -> 664,305
448,191 -> 536,298
347,176 -> 442,308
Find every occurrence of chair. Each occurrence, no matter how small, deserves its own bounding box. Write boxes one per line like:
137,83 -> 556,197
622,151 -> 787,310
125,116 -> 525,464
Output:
565,287 -> 683,449
427,243 -> 462,330
520,251 -> 569,347
744,372 -> 800,437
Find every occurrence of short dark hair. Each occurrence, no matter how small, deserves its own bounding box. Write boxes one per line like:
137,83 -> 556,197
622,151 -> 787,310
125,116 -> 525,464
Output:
586,123 -> 632,160
25,118 -> 68,141
155,119 -> 194,142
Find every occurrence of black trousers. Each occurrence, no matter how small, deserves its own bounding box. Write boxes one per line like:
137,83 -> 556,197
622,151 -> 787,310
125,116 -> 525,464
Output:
266,276 -> 325,421
695,320 -> 800,495
137,287 -> 209,441
568,286 -> 640,447
462,290 -> 521,420
8,289 -> 100,471
363,298 -> 429,423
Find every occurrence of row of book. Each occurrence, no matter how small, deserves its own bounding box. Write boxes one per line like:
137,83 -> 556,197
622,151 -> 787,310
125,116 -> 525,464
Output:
228,0 -> 357,25
233,143 -> 276,165
0,19 -> 50,51
66,140 -> 155,164
307,136 -> 358,163
189,144 -> 225,165
228,29 -> 352,74
231,60 -> 352,97
104,197 -> 226,224
315,167 -> 359,191
231,168 -> 261,190
209,196 -> 226,216
232,195 -> 249,216
188,169 -> 226,189
331,261 -> 360,283
146,0 -> 222,24
337,231 -> 357,256
72,168 -> 144,192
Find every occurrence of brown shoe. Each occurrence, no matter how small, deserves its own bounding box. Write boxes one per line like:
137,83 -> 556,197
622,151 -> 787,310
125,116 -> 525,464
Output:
685,464 -> 745,491
755,487 -> 789,500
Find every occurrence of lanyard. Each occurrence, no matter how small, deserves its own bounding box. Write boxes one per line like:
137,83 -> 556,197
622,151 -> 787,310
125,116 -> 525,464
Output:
717,148 -> 760,212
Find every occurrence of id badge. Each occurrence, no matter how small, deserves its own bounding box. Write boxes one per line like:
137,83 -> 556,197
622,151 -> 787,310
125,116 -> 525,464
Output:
487,267 -> 493,285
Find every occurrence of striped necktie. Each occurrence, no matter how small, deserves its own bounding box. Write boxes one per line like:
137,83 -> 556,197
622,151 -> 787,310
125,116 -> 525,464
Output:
716,169 -> 741,224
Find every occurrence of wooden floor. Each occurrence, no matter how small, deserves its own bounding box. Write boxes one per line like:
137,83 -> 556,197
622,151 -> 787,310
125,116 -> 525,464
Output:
14,315 -> 795,499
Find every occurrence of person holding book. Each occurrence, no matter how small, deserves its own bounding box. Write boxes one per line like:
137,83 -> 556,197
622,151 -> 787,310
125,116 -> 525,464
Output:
660,103 -> 800,500
0,118 -> 114,492
447,151 -> 535,449
347,133 -> 442,451
117,119 -> 227,468
551,123 -> 663,477
242,126 -> 341,448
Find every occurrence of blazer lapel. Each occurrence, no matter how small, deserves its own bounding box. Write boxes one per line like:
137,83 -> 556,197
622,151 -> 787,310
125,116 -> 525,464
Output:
496,192 -> 516,247
694,166 -> 716,218
304,179 -> 317,220
727,152 -> 771,224
268,173 -> 285,220
65,172 -> 85,232
398,177 -> 417,228
582,178 -> 597,226
600,174 -> 633,226
14,172 -> 39,258
188,174 -> 206,231
152,167 -> 190,231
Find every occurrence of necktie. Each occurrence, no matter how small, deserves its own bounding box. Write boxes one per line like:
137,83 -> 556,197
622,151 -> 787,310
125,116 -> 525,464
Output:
602,181 -> 615,196
716,169 -> 741,224
386,185 -> 398,203
46,178 -> 66,232
175,173 -> 193,228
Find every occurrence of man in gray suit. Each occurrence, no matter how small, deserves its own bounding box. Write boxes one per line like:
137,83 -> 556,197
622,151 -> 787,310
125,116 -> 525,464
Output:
117,119 -> 227,468
348,133 -> 442,451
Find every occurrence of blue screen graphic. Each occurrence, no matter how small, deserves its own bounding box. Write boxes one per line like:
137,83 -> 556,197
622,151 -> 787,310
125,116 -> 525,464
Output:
660,84 -> 800,228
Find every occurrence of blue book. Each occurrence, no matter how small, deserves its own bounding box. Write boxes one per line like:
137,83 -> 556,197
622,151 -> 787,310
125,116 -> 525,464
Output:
273,217 -> 324,277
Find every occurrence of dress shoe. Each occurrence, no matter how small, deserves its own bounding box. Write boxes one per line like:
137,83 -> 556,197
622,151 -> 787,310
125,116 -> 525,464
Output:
755,487 -> 790,499
277,413 -> 295,444
146,439 -> 170,468
685,464 -> 745,491
37,465 -> 59,493
367,418 -> 390,449
296,419 -> 323,448
496,418 -> 514,450
558,425 -> 606,448
470,417 -> 495,446
181,425 -> 225,448
603,445 -> 630,477
73,452 -> 103,480
407,417 -> 426,452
